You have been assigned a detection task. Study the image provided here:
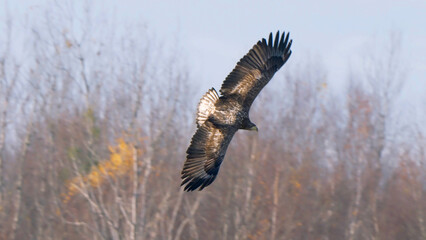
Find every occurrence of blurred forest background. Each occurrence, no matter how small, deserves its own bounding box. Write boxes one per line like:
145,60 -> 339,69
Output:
1,2 -> 425,240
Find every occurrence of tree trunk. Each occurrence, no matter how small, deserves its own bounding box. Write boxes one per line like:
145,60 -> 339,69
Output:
10,117 -> 33,240
270,166 -> 280,240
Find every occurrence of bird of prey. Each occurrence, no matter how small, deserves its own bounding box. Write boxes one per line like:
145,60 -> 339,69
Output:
181,31 -> 292,191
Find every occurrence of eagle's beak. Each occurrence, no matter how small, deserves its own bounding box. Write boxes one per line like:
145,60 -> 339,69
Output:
250,126 -> 258,132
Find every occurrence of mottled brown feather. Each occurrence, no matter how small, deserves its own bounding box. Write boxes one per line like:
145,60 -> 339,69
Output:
181,121 -> 237,191
220,31 -> 292,109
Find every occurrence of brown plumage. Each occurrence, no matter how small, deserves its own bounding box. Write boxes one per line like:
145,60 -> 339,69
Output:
181,31 -> 292,191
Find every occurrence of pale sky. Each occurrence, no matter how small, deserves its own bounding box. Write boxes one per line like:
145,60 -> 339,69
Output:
129,1 -> 426,86
2,0 -> 426,123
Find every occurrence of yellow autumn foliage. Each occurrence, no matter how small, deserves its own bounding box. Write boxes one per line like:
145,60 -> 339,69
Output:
289,177 -> 302,197
63,138 -> 136,203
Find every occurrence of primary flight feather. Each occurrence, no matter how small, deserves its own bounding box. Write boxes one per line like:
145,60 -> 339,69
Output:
181,31 -> 292,191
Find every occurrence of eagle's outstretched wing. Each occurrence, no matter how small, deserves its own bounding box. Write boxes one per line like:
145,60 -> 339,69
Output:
220,31 -> 292,109
181,121 -> 237,191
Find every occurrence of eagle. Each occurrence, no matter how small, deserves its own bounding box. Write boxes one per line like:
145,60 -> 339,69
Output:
181,31 -> 292,191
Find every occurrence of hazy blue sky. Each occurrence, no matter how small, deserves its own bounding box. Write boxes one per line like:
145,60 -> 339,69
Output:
121,1 -> 426,88
2,0 -> 426,118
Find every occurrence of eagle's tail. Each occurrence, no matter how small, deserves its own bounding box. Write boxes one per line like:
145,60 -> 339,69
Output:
196,88 -> 219,127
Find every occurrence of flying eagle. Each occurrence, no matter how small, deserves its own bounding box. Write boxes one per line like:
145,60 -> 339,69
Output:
181,31 -> 292,191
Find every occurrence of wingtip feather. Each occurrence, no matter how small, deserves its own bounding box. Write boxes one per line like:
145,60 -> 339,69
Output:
274,31 -> 280,48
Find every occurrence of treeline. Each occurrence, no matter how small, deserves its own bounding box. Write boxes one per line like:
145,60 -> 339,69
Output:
0,5 -> 425,240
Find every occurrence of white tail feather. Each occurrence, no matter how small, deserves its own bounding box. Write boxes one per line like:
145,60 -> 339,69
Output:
196,88 -> 219,127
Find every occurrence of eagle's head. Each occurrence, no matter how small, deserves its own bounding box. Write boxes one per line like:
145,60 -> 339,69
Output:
243,119 -> 258,132
248,125 -> 258,131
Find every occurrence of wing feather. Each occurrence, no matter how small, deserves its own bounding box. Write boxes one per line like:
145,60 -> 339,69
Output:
220,31 -> 292,109
181,121 -> 237,191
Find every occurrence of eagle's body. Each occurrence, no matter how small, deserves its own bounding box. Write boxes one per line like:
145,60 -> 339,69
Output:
181,31 -> 292,191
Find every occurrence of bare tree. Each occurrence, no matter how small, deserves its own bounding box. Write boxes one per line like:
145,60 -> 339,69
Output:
10,97 -> 37,240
